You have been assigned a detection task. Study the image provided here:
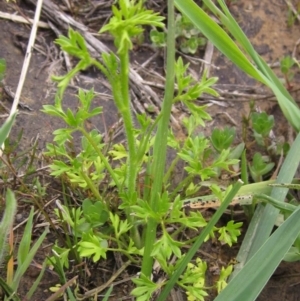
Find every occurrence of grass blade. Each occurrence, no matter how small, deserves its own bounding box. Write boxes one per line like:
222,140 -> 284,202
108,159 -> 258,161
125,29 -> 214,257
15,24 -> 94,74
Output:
0,277 -> 20,301
233,132 -> 300,276
25,260 -> 47,300
0,189 -> 17,266
0,113 -> 17,147
102,286 -> 113,301
175,0 -> 300,131
229,134 -> 300,282
174,0 -> 264,83
12,208 -> 48,291
215,206 -> 300,301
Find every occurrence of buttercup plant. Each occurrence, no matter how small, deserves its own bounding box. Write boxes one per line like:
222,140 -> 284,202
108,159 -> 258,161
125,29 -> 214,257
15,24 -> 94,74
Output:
42,0 -> 248,300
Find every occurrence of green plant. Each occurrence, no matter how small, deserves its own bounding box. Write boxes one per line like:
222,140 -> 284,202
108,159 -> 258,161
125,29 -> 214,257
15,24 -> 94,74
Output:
248,153 -> 274,182
40,0 -> 300,301
211,127 -> 236,153
0,59 -> 17,291
286,3 -> 300,27
4,208 -> 48,296
0,58 -> 6,82
150,13 -> 206,54
250,111 -> 274,147
41,0 -> 249,299
157,0 -> 300,300
0,190 -> 17,271
241,109 -> 284,186
280,55 -> 296,89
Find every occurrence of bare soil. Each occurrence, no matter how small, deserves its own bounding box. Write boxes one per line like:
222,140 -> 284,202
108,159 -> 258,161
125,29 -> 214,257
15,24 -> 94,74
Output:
0,0 -> 300,300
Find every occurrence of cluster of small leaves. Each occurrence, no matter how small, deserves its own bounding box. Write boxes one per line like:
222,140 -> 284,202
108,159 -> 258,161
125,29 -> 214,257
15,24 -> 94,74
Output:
150,13 -> 206,54
280,55 -> 296,89
210,184 -> 243,245
249,153 -> 275,182
42,89 -> 106,190
251,111 -> 274,144
218,220 -> 242,246
100,0 -> 165,54
243,110 -> 278,182
211,127 -> 236,153
131,256 -> 235,301
177,133 -> 239,182
53,29 -> 95,97
174,57 -> 218,118
131,273 -> 162,301
215,265 -> 233,293
49,203 -> 142,268
178,258 -> 208,301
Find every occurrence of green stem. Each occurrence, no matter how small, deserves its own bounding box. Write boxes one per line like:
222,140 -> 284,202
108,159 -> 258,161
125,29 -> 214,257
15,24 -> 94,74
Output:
94,47 -> 141,247
80,171 -> 104,203
163,154 -> 181,184
118,50 -> 138,192
169,174 -> 194,200
118,49 -> 141,248
107,248 -> 138,263
92,59 -> 110,79
141,0 -> 176,277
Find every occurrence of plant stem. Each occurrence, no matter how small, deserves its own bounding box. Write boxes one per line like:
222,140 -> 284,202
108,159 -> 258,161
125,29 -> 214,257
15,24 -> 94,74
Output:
118,49 -> 142,248
163,154 -> 181,184
80,171 -> 104,203
169,174 -> 194,200
141,0 -> 176,277
118,50 -> 138,194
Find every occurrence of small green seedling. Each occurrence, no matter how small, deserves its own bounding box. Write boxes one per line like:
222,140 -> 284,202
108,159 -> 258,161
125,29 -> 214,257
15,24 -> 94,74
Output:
249,153 -> 275,182
251,112 -> 274,138
151,13 -> 206,54
211,127 -> 236,153
286,3 -> 300,27
280,55 -> 295,90
251,111 -> 274,147
150,29 -> 166,47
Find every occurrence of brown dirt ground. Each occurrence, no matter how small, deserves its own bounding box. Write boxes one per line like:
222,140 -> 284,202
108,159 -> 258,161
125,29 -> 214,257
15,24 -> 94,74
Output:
0,0 -> 300,300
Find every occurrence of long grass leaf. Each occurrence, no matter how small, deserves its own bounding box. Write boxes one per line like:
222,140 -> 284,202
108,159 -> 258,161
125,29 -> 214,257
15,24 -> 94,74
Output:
215,0 -> 300,130
141,0 -> 176,276
248,133 -> 300,255
12,208 -> 48,291
175,0 -> 300,130
102,286 -> 113,301
0,113 -> 17,147
17,207 -> 34,266
25,260 -> 47,300
215,206 -> 300,301
0,190 -> 17,266
203,0 -> 296,104
0,277 -> 20,301
232,132 -> 300,278
174,0 -> 265,83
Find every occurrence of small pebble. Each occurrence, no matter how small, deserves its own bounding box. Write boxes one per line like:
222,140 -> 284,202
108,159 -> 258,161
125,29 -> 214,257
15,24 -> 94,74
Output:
16,213 -> 23,222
